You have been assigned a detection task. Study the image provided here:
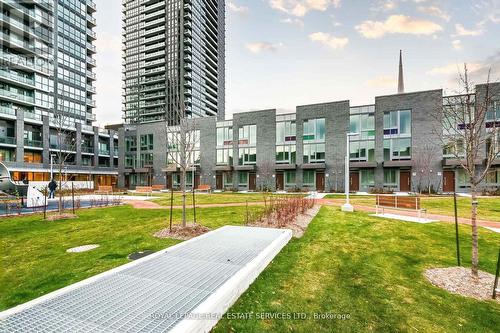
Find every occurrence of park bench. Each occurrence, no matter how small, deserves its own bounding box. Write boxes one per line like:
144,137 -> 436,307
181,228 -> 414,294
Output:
135,186 -> 153,196
375,195 -> 427,219
196,184 -> 211,193
152,184 -> 165,191
95,186 -> 113,195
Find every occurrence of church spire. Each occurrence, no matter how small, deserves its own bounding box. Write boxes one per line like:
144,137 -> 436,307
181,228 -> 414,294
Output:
398,50 -> 405,94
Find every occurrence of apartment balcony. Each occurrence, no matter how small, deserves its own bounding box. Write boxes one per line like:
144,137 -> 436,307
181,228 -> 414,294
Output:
0,88 -> 35,105
86,113 -> 97,121
144,1 -> 163,13
87,1 -> 96,12
24,112 -> 42,122
87,28 -> 96,40
86,99 -> 96,107
24,139 -> 43,148
99,149 -> 110,156
87,56 -> 96,66
113,148 -> 119,157
145,41 -> 165,52
0,105 -> 16,118
144,17 -> 164,28
81,146 -> 94,154
144,49 -> 165,60
87,70 -> 96,80
49,143 -> 76,152
81,124 -> 94,133
88,15 -> 96,26
87,84 -> 96,93
144,26 -> 165,37
0,136 -> 15,146
144,9 -> 165,21
144,66 -> 165,75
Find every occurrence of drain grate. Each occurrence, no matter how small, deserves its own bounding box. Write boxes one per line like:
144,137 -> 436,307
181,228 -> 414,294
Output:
0,226 -> 291,333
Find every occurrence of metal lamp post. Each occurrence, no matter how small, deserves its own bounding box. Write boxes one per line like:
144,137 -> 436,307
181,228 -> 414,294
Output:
341,133 -> 356,212
50,154 -> 56,180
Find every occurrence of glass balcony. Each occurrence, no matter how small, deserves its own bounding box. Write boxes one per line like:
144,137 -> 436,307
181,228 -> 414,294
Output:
0,137 -> 16,145
0,89 -> 35,104
24,139 -> 42,147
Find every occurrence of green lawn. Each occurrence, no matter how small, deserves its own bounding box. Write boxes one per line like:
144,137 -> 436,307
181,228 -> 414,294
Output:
0,204 -> 263,311
324,194 -> 500,222
151,192 -> 304,206
214,206 -> 500,332
2,204 -> 499,332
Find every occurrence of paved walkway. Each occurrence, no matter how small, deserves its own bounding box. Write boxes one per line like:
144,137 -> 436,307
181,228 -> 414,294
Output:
123,199 -> 266,210
318,199 -> 500,229
124,196 -> 500,230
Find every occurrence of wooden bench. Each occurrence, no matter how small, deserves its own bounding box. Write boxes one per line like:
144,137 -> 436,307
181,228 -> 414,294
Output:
376,195 -> 427,219
135,186 -> 153,196
152,184 -> 165,191
95,186 -> 113,195
196,184 -> 211,193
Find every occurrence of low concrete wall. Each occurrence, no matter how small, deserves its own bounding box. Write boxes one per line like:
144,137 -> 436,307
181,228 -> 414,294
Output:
29,181 -> 95,191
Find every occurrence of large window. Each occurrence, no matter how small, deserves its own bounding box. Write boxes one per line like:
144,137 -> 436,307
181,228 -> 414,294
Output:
276,115 -> 297,164
285,170 -> 296,186
303,118 -> 325,163
217,148 -> 233,165
383,169 -> 397,186
303,143 -> 325,163
140,134 -> 153,150
276,145 -> 296,164
350,107 -> 375,162
303,170 -> 315,186
238,125 -> 256,145
383,110 -> 412,160
239,148 -> 256,165
360,169 -> 375,187
486,168 -> 500,185
303,118 -> 325,141
238,172 -> 248,186
125,136 -> 137,152
216,126 -> 233,147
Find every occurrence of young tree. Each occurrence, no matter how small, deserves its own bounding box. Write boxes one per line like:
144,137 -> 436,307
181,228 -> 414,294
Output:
50,113 -> 78,214
440,64 -> 500,277
164,78 -> 200,228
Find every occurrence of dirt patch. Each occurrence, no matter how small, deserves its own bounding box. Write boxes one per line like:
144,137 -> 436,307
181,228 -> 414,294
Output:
424,267 -> 499,302
46,213 -> 78,221
154,223 -> 210,240
248,205 -> 321,238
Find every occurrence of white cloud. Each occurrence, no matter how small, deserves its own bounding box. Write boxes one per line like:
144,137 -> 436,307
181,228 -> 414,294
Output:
453,23 -> 483,36
228,1 -> 249,14
356,15 -> 443,38
364,75 -> 397,88
451,39 -> 462,50
269,0 -> 341,17
418,6 -> 450,21
371,0 -> 397,12
309,32 -> 348,50
280,17 -> 304,27
245,42 -> 284,54
426,63 -> 482,76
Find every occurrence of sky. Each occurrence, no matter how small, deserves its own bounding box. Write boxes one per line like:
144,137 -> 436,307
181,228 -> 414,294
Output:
94,0 -> 500,126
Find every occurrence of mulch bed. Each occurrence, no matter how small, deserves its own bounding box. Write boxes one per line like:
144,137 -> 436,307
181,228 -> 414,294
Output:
424,267 -> 499,302
154,223 -> 210,240
248,205 -> 321,238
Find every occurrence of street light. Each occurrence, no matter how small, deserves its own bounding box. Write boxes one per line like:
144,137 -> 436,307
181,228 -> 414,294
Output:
342,133 -> 357,212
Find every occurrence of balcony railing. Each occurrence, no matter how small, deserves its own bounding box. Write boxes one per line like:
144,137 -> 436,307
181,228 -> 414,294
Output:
99,149 -> 110,155
24,112 -> 42,121
0,88 -> 35,104
0,106 -> 16,117
24,139 -> 42,147
0,137 -> 16,145
81,146 -> 94,153
0,68 -> 35,87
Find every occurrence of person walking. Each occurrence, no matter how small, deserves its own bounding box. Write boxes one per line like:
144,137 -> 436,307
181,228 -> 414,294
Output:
48,179 -> 57,199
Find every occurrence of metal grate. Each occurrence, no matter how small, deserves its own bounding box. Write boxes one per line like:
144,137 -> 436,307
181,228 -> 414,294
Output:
0,226 -> 289,333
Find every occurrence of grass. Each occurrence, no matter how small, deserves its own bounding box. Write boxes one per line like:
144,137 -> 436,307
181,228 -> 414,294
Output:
151,192 -> 304,206
0,204 -> 263,311
214,206 -> 500,332
324,194 -> 500,222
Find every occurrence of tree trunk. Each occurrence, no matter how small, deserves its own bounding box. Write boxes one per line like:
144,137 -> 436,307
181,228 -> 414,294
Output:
470,185 -> 479,278
58,165 -> 63,214
181,168 -> 187,228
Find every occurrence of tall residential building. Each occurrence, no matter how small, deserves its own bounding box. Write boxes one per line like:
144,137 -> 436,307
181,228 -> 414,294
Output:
0,0 -> 118,187
122,0 -> 225,124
